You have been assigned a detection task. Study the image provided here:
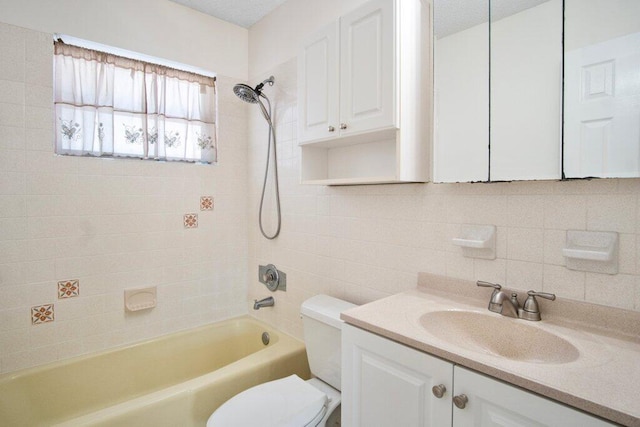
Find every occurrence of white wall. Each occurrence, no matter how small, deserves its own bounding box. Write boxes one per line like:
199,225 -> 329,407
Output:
565,0 -> 640,51
0,3 -> 250,373
0,0 -> 249,80
247,0 -> 640,340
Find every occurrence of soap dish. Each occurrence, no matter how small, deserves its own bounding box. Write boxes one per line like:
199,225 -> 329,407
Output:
124,287 -> 157,312
452,225 -> 496,259
563,230 -> 618,274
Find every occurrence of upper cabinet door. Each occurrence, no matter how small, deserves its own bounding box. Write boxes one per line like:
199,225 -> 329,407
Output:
339,0 -> 396,136
489,0 -> 563,181
432,0 -> 489,183
563,0 -> 640,178
298,22 -> 340,143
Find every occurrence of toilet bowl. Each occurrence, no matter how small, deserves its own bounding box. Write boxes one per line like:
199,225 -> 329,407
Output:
206,295 -> 355,427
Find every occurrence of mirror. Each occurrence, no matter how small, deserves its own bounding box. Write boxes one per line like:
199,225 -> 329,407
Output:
563,0 -> 640,178
433,0 -> 563,183
490,0 -> 562,181
433,0 -> 489,183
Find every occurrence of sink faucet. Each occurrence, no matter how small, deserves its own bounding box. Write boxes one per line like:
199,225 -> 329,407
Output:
253,296 -> 274,310
477,281 -> 518,318
477,281 -> 555,321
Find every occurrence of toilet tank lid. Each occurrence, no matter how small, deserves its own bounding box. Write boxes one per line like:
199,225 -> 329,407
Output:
301,295 -> 357,329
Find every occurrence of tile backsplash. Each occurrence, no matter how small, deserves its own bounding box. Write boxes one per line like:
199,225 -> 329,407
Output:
0,22 -> 249,373
247,58 -> 640,340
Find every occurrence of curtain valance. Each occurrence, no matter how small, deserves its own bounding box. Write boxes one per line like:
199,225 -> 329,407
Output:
54,41 -> 218,163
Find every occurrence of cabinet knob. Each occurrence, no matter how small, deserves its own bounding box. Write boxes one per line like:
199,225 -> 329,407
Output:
431,384 -> 446,399
340,123 -> 348,130
453,394 -> 468,409
328,126 -> 335,132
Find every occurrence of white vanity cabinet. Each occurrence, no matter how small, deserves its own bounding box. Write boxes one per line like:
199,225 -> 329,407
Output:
342,324 -> 614,427
298,0 -> 431,185
342,324 -> 453,426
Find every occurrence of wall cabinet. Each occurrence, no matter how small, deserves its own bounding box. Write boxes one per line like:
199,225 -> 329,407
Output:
342,324 -> 613,427
298,0 -> 431,185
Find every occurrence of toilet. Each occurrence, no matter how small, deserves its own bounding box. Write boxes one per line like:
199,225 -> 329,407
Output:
207,295 -> 356,427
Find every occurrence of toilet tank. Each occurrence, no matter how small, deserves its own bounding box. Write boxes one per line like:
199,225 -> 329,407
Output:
300,295 -> 356,391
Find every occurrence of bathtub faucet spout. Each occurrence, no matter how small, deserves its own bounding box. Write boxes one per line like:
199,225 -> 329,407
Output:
253,296 -> 275,310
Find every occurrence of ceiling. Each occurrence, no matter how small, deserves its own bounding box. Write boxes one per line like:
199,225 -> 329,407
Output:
170,0 -> 551,35
169,0 -> 287,28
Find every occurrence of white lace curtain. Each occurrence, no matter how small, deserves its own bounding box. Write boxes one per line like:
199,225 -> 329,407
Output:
54,42 -> 217,163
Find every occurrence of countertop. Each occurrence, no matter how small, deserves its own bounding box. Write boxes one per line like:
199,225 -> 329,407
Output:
340,274 -> 640,427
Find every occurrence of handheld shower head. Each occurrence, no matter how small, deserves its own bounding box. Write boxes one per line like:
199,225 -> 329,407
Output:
233,83 -> 259,104
233,76 -> 275,104
232,75 -> 281,240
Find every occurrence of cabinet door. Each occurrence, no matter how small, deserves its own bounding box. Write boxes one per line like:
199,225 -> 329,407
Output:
432,0 -> 489,183
339,0 -> 396,136
298,21 -> 340,143
489,0 -> 563,181
452,367 -> 614,427
564,31 -> 640,178
342,324 -> 453,427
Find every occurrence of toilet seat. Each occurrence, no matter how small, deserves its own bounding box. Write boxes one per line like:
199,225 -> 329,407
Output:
207,375 -> 328,427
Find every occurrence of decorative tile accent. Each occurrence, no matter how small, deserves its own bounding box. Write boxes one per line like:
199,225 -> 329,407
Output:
58,279 -> 79,299
184,213 -> 198,229
200,196 -> 214,211
31,304 -> 54,325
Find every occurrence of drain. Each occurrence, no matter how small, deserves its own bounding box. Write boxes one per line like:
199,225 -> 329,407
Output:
262,332 -> 270,346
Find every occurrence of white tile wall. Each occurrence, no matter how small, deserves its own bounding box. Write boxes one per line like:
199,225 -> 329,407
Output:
0,22 -> 249,374
247,58 -> 640,341
3,20 -> 640,375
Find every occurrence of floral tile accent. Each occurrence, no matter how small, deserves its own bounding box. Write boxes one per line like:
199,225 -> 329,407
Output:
32,304 -> 54,325
184,213 -> 198,229
58,279 -> 79,299
200,196 -> 214,211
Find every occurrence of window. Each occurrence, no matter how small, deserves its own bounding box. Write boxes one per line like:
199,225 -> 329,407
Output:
53,40 -> 217,163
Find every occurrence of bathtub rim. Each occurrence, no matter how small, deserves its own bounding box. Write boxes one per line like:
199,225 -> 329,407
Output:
0,315 -> 294,382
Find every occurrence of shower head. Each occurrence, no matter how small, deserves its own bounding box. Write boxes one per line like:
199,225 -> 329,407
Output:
233,76 -> 275,104
233,83 -> 259,104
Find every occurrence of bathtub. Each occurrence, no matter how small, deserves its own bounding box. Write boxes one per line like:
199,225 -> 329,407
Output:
0,316 -> 310,426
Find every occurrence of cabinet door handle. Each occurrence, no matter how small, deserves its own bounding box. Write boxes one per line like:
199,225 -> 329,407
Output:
431,384 -> 446,398
340,123 -> 348,130
453,394 -> 468,409
328,126 -> 335,132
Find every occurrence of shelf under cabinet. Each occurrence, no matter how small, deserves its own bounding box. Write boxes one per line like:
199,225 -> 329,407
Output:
300,128 -> 426,185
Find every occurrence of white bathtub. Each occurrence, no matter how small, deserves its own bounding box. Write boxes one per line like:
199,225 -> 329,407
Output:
0,316 -> 310,426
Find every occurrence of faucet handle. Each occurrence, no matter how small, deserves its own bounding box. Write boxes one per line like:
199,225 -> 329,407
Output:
476,281 -> 501,291
521,290 -> 556,321
477,281 -> 504,314
527,290 -> 556,301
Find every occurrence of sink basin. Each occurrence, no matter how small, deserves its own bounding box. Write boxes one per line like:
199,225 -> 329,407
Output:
419,311 -> 580,364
